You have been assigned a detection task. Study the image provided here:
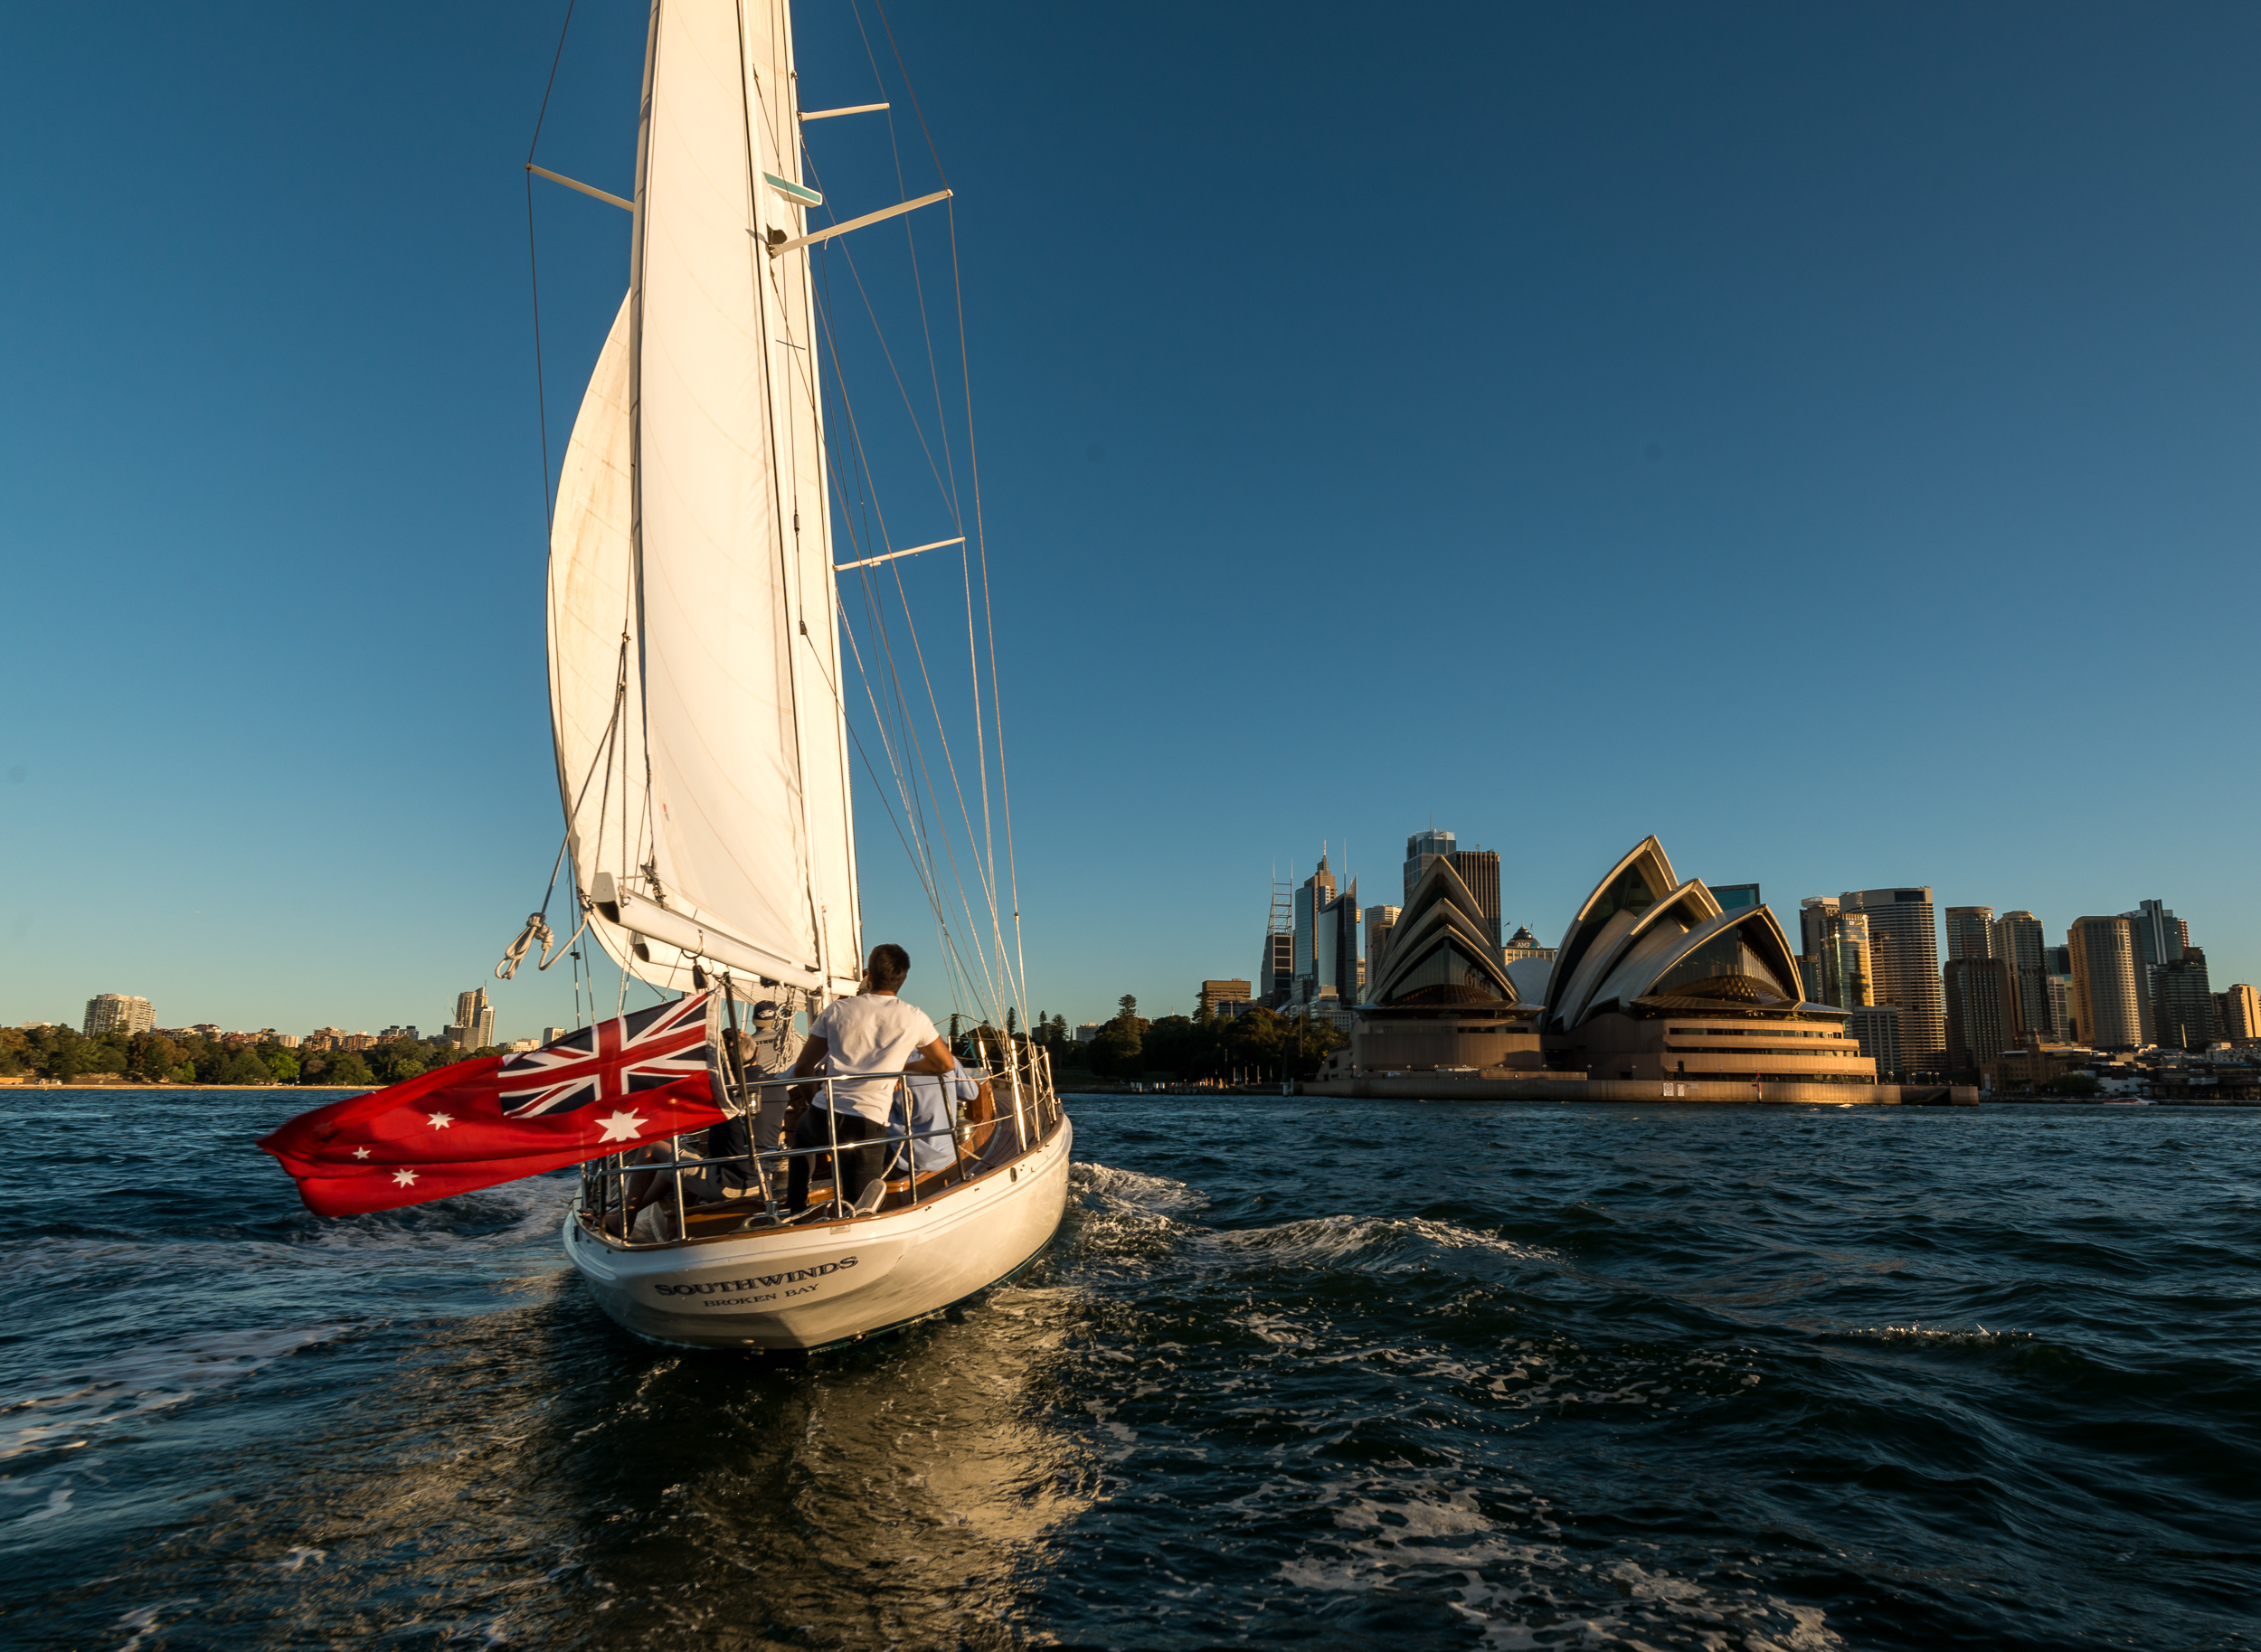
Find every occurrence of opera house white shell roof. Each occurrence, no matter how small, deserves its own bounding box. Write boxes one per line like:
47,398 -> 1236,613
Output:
1545,835 -> 1813,1033
1369,858 -> 1520,1008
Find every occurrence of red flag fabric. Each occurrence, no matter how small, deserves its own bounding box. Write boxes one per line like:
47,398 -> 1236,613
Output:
256,993 -> 730,1217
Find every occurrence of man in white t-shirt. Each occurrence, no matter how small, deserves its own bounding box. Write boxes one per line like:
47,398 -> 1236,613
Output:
783,943 -> 957,1214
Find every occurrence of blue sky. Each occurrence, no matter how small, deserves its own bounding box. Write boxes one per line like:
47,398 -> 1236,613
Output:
5,2 -> 2258,1038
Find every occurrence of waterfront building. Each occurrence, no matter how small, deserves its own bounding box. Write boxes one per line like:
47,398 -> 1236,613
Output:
272,1033 -> 301,1049
1847,1004 -> 1904,1080
1944,958 -> 2019,1079
1992,911 -> 2051,1040
1842,888 -> 1946,1075
1798,899 -> 1873,1010
1983,1044 -> 2094,1095
2217,984 -> 2261,1043
2067,917 -> 2144,1051
1944,906 -> 1995,961
1547,838 -> 1872,1083
1349,858 -> 1542,1071
83,994 -> 155,1039
1198,979 -> 1253,1018
540,1026 -> 571,1045
2152,949 -> 2215,1051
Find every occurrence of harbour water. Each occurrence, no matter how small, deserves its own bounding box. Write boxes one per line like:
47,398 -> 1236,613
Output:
3,1089 -> 2256,1648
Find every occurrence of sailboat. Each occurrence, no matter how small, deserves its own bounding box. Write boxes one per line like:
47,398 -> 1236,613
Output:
534,0 -> 1070,1351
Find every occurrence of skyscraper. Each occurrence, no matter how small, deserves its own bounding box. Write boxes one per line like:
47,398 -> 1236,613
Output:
1991,911 -> 2050,1040
2152,949 -> 2215,1050
449,986 -> 496,1050
1847,1004 -> 1904,1081
2067,917 -> 2143,1050
1401,830 -> 1500,946
1944,906 -> 1996,961
1843,888 -> 1946,1073
1402,830 -> 1454,903
1260,873 -> 1294,1006
83,994 -> 155,1038
1799,898 -> 1873,1010
1944,957 -> 2019,1079
1449,849 -> 1502,947
2218,983 -> 2261,1042
1292,858 -> 1339,1003
1365,904 -> 1401,991
1323,878 -> 1362,1008
2120,899 -> 2185,1047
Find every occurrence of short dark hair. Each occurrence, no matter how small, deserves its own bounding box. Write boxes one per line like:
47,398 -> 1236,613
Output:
866,944 -> 910,991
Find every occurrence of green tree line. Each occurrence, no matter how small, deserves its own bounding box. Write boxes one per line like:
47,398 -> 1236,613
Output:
0,1023 -> 505,1088
962,996 -> 1343,1083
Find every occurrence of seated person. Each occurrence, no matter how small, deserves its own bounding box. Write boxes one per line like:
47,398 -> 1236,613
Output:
783,943 -> 958,1214
893,1063 -> 983,1179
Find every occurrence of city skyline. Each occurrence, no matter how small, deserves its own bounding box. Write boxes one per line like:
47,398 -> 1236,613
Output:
22,844 -> 2258,1037
7,5 -> 2261,1032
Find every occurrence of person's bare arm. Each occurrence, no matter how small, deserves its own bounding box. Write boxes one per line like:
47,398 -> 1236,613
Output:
908,1037 -> 955,1075
785,1034 -> 829,1115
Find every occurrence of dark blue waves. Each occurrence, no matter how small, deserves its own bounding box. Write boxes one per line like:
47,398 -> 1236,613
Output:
2,1090 -> 2256,1649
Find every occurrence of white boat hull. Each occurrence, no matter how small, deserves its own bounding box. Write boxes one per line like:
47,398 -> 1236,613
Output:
563,1117 -> 1073,1350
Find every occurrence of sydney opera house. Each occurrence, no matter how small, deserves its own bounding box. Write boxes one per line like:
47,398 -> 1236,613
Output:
1316,835 -> 1881,1095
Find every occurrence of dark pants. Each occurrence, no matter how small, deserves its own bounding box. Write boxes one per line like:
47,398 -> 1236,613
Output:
788,1107 -> 885,1213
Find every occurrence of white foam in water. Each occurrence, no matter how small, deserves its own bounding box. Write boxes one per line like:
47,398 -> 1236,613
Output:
1071,1162 -> 1209,1213
0,1326 -> 337,1462
1272,1477 -> 1848,1650
113,1600 -> 200,1652
1206,1213 -> 1563,1271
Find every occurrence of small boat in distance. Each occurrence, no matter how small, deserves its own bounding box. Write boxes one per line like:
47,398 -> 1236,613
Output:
531,0 -> 1068,1350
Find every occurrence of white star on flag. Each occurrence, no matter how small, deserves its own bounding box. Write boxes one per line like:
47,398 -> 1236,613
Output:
393,1168 -> 419,1187
427,1112 -> 454,1129
353,1147 -> 371,1159
595,1110 -> 648,1143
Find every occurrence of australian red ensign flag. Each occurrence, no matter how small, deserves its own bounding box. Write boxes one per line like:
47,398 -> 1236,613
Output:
257,992 -> 730,1217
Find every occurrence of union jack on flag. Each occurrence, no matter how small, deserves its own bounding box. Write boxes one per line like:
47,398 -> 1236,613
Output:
498,991 -> 723,1118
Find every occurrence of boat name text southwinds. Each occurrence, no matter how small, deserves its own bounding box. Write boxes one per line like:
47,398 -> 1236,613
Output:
652,1259 -> 859,1297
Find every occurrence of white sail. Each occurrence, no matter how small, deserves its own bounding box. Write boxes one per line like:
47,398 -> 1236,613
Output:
549,0 -> 861,996
545,294 -> 688,983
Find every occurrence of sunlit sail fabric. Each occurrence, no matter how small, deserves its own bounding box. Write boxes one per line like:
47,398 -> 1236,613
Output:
546,295 -> 665,982
550,0 -> 860,994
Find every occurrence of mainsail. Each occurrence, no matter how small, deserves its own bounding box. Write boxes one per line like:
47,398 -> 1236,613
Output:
547,0 -> 861,997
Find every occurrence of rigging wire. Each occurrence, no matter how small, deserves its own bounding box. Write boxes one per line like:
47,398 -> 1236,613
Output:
524,0 -> 580,534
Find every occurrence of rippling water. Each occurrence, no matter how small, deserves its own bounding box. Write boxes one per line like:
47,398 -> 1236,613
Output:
3,1089 -> 2256,1649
